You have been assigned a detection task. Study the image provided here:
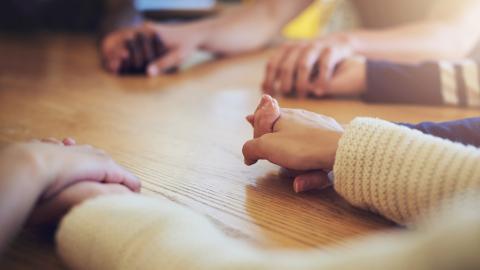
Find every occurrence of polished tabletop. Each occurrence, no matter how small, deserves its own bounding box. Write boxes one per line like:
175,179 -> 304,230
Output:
0,35 -> 478,269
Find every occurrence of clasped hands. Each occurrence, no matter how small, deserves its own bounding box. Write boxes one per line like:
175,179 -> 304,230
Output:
242,95 -> 344,193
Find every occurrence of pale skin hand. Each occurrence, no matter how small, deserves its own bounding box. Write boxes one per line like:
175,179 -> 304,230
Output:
263,36 -> 355,97
101,0 -> 313,76
263,0 -> 480,98
243,95 -> 343,192
0,138 -> 140,254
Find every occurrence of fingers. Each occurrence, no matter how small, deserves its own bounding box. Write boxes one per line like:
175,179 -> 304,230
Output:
147,48 -> 184,76
263,44 -> 293,95
138,32 -> 156,65
312,46 -> 351,97
278,44 -> 305,95
293,170 -> 331,193
41,137 -> 76,146
152,34 -> 167,59
246,115 -> 254,127
242,138 -> 266,165
311,47 -> 333,96
253,95 -> 280,138
295,44 -> 322,98
101,34 -> 130,74
126,38 -> 144,72
62,137 -> 76,146
327,57 -> 367,96
41,146 -> 141,200
102,26 -> 170,75
101,159 -> 141,192
41,137 -> 62,144
29,182 -> 130,225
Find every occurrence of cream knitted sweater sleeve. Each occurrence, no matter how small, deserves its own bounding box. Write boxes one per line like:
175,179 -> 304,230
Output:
333,117 -> 480,224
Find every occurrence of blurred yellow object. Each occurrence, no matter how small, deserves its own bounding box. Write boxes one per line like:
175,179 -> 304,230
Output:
282,0 -> 337,39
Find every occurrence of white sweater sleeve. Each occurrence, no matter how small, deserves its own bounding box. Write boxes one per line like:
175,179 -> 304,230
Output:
56,194 -> 480,270
333,117 -> 480,224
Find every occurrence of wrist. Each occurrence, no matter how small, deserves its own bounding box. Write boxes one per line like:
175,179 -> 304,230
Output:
329,131 -> 343,170
2,144 -> 51,192
330,32 -> 360,54
194,18 -> 222,51
356,56 -> 367,94
312,130 -> 343,170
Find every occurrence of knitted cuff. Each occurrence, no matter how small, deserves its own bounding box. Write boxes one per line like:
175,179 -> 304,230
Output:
333,117 -> 480,224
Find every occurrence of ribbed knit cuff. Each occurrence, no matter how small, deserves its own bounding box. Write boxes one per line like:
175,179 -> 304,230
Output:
333,117 -> 480,224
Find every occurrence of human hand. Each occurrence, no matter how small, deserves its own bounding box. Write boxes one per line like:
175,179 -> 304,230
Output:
4,138 -> 140,201
243,95 -> 343,192
29,181 -> 131,225
262,35 -> 356,98
101,22 -> 207,76
322,56 -> 366,96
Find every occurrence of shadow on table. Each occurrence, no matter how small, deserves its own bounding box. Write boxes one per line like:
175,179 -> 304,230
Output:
0,226 -> 66,270
243,170 -> 396,249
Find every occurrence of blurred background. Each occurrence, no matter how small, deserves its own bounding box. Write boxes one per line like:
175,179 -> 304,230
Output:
0,0 -> 358,39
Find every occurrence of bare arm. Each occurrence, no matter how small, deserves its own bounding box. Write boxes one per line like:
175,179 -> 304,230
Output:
101,0 -> 313,75
199,0 -> 314,54
262,0 -> 480,97
346,0 -> 480,62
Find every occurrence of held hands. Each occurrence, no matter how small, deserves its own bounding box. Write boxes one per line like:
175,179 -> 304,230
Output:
3,138 -> 140,224
243,95 -> 344,192
262,36 -> 367,98
101,22 -> 206,76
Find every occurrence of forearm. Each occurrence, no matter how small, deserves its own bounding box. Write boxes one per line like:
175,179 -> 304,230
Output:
363,59 -> 480,107
344,0 -> 480,63
200,0 -> 313,54
343,22 -> 470,63
100,0 -> 143,39
0,146 -> 45,254
333,117 -> 480,225
400,117 -> 480,147
57,194 -> 480,270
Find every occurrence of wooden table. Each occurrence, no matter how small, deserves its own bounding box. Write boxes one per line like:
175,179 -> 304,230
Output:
0,35 -> 478,269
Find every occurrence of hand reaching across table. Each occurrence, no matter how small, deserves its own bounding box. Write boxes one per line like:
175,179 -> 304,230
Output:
243,95 -> 343,192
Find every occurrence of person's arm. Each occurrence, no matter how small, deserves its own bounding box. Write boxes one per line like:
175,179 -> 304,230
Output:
56,194 -> 480,270
0,139 -> 140,255
263,0 -> 480,97
99,0 -> 142,39
363,59 -> 480,107
197,0 -> 314,55
0,144 -> 47,254
399,118 -> 480,147
346,0 -> 480,62
101,0 -> 313,75
242,96 -> 480,224
333,117 -> 480,224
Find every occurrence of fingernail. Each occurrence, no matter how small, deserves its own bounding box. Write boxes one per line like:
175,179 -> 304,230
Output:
148,66 -> 158,76
294,181 -> 302,193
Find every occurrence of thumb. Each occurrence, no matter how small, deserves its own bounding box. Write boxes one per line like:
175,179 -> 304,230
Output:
327,59 -> 365,96
147,47 -> 188,76
242,138 -> 267,165
293,170 -> 331,193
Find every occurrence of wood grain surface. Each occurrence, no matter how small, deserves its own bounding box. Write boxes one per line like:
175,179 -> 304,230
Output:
0,34 -> 478,269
